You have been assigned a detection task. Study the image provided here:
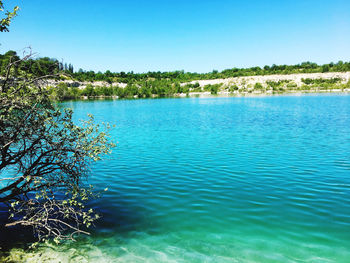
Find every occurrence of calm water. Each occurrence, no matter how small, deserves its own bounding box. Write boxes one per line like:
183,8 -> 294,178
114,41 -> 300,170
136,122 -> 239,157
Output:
5,95 -> 350,262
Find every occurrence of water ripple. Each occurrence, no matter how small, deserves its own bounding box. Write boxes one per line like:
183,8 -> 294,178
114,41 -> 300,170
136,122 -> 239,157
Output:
4,95 -> 350,262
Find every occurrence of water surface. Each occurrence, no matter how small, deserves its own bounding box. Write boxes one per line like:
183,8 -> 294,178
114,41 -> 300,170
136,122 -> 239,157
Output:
6,95 -> 350,262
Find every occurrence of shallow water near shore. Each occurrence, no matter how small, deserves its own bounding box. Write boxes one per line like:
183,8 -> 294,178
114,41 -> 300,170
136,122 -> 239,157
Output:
3,94 -> 350,262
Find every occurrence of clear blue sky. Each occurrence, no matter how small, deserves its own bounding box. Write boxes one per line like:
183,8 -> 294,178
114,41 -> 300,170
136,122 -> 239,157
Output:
1,0 -> 350,73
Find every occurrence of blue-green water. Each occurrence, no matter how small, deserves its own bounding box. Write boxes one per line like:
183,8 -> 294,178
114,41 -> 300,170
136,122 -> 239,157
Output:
6,95 -> 350,262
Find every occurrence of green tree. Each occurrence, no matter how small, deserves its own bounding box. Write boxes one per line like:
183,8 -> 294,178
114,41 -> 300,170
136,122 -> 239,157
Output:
254,82 -> 264,90
321,64 -> 330,73
55,82 -> 69,100
0,56 -> 115,242
81,84 -> 96,97
0,1 -> 18,32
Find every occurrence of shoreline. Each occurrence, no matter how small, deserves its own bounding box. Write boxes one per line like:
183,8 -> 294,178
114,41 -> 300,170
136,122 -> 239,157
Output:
43,71 -> 350,101
60,89 -> 350,102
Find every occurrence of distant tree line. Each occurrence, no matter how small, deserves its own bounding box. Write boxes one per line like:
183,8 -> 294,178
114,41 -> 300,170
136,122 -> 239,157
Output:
1,50 -> 350,83
0,50 -> 73,77
72,61 -> 350,83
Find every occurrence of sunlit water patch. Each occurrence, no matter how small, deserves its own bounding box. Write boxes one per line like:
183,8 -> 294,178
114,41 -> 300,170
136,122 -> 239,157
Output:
2,94 -> 350,262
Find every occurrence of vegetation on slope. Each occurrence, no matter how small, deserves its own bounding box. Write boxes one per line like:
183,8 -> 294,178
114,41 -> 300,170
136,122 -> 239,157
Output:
1,50 -> 350,100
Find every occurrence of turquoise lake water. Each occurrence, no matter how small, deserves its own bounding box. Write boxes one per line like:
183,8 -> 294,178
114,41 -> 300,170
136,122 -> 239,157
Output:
3,94 -> 350,262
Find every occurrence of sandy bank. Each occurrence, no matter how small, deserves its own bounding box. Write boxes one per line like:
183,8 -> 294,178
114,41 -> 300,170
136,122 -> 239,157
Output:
183,72 -> 350,88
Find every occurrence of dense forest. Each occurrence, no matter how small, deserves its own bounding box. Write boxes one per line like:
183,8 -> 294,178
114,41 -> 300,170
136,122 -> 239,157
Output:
1,50 -> 350,83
